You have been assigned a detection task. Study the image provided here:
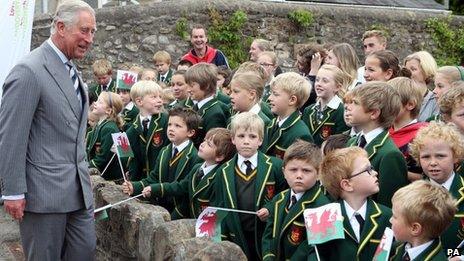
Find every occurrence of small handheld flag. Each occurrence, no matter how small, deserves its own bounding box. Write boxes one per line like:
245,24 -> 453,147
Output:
195,207 -> 229,242
111,132 -> 134,158
116,70 -> 138,90
372,227 -> 394,261
304,203 -> 344,245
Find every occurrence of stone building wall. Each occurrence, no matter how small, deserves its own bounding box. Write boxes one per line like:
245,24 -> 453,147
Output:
31,0 -> 463,84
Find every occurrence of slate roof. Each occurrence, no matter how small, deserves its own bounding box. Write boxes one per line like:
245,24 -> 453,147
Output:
291,0 -> 446,10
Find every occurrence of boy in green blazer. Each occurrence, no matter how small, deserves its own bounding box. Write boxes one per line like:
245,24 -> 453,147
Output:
185,63 -> 227,146
88,59 -> 116,105
125,81 -> 168,181
153,50 -> 174,85
215,112 -> 287,261
389,181 -> 456,261
146,128 -> 235,219
261,140 -> 329,261
117,82 -> 139,131
168,70 -> 194,110
302,65 -> 349,146
314,147 -> 392,260
410,122 -> 464,253
123,107 -> 202,218
263,72 -> 314,159
345,82 -> 408,207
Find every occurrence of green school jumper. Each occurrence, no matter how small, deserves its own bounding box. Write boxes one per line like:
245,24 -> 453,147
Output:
126,113 -> 168,181
214,152 -> 287,260
131,141 -> 202,218
263,111 -> 314,159
88,119 -> 121,180
310,199 -> 392,261
302,96 -> 349,147
347,130 -> 408,208
261,185 -> 330,261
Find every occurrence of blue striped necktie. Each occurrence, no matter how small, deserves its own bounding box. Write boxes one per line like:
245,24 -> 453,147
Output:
66,61 -> 82,102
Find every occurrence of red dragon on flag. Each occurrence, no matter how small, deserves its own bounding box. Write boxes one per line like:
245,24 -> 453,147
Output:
195,207 -> 228,242
304,203 -> 345,244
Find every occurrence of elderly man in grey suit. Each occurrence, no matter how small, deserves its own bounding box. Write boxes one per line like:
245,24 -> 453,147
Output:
0,1 -> 97,260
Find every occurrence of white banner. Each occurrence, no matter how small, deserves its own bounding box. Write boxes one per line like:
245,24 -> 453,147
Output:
0,0 -> 35,106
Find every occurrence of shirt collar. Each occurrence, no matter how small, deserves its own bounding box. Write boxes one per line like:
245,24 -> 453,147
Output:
249,103 -> 261,115
47,38 -> 69,65
360,127 -> 384,146
104,78 -> 112,88
139,115 -> 152,124
125,101 -> 134,110
405,240 -> 434,260
317,95 -> 342,110
290,190 -> 304,202
201,162 -> 218,176
430,172 -> 455,191
343,200 -> 367,221
197,95 -> 214,109
173,139 -> 190,153
160,71 -> 169,78
278,115 -> 290,127
237,152 -> 259,170
350,127 -> 359,137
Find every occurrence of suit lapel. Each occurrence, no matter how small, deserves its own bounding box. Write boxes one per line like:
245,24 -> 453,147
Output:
254,152 -> 273,207
272,191 -> 288,238
198,99 -> 218,117
222,156 -> 238,208
158,145 -> 170,182
266,111 -> 301,151
358,200 -> 381,255
340,200 -> 357,242
364,130 -> 389,160
145,114 -> 162,153
174,142 -> 194,181
192,165 -> 220,198
308,105 -> 335,133
450,175 -> 464,217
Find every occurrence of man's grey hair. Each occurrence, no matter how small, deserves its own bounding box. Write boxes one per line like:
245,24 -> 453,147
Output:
50,0 -> 95,35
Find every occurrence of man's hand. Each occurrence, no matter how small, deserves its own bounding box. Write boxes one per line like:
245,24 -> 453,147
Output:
122,181 -> 133,195
4,199 -> 26,221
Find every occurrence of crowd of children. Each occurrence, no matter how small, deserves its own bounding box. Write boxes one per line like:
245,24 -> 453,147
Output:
82,26 -> 464,260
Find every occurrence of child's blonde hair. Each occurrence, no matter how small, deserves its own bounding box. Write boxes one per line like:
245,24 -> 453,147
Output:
230,72 -> 265,101
404,51 -> 438,84
319,147 -> 368,200
439,83 -> 464,122
98,91 -> 124,129
257,51 -> 278,66
92,59 -> 112,76
270,72 -> 310,109
387,77 -> 423,119
184,63 -> 217,96
140,69 -> 158,81
318,64 -> 352,98
392,180 -> 456,239
236,61 -> 267,82
153,50 -> 172,64
437,66 -> 464,83
410,121 -> 464,163
252,39 -> 273,52
130,80 -> 163,101
344,81 -> 402,129
161,88 -> 175,106
283,139 -> 322,171
329,43 -> 359,84
230,112 -> 264,140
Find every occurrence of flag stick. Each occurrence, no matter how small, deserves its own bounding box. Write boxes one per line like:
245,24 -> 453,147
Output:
100,153 -> 116,177
314,245 -> 321,261
209,206 -> 257,215
94,193 -> 144,213
115,152 -> 128,182
458,239 -> 464,248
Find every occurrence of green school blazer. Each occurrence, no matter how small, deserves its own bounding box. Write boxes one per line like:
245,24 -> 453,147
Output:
126,113 -> 168,181
311,199 -> 392,261
214,152 -> 287,259
195,98 -> 227,145
261,185 -> 330,261
88,79 -> 116,104
302,101 -> 349,146
88,119 -> 121,180
151,163 -> 221,218
347,130 -> 408,208
263,111 -> 314,159
131,141 -> 202,218
390,239 -> 448,261
121,105 -> 139,131
157,68 -> 174,84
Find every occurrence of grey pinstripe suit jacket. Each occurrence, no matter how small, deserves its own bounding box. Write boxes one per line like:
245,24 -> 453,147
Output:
0,41 -> 93,213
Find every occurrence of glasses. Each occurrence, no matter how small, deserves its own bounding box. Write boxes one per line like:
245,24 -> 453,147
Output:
350,165 -> 375,179
259,63 -> 275,67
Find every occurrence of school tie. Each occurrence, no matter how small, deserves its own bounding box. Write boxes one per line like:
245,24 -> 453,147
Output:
172,147 -> 179,159
402,252 -> 411,261
161,76 -> 165,82
243,160 -> 253,176
142,118 -> 150,137
288,195 -> 297,209
195,168 -> 205,185
65,61 -> 82,102
354,212 -> 365,235
193,103 -> 199,112
357,135 -> 367,148
315,103 -> 324,124
270,121 -> 279,137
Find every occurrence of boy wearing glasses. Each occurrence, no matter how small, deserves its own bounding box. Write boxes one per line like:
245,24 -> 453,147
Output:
344,82 -> 408,207
314,146 -> 392,260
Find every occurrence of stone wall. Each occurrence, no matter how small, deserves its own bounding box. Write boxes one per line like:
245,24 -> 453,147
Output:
92,176 -> 246,261
31,0 -> 463,84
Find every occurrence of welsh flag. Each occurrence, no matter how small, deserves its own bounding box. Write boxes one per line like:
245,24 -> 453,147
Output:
304,203 -> 344,245
116,70 -> 137,89
195,207 -> 228,242
373,227 -> 394,261
111,132 -> 134,158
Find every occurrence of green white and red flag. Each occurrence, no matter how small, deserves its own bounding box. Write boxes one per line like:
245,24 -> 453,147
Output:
195,207 -> 229,242
373,227 -> 394,261
304,203 -> 345,245
116,70 -> 137,89
111,132 -> 134,158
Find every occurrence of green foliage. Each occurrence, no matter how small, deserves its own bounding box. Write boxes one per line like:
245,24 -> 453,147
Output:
425,16 -> 464,66
287,9 -> 314,29
207,8 -> 252,69
175,17 -> 189,41
434,0 -> 464,15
